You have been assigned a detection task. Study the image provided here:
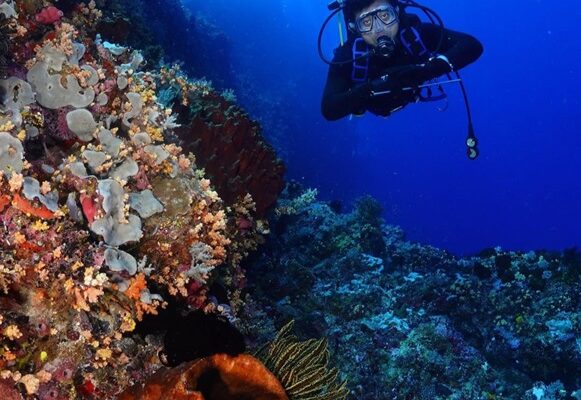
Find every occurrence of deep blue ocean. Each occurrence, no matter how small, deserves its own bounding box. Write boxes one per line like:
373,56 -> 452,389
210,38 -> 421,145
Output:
185,0 -> 580,256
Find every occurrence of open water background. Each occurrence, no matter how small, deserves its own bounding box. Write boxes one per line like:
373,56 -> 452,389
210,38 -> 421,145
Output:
185,0 -> 581,255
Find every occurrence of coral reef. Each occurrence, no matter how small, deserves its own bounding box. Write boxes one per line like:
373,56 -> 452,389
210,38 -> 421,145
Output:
172,82 -> 285,218
243,184 -> 581,399
82,0 -> 284,217
5,0 -> 577,398
119,321 -> 349,400
94,0 -> 235,89
0,1 -> 281,398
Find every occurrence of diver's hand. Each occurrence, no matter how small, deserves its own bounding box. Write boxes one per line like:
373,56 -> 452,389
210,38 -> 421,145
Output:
390,56 -> 452,87
420,57 -> 453,81
370,64 -> 426,94
400,57 -> 453,85
369,74 -> 402,94
369,65 -> 416,94
369,58 -> 452,95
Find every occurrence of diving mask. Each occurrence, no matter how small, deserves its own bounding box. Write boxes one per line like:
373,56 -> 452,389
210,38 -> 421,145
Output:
355,5 -> 398,34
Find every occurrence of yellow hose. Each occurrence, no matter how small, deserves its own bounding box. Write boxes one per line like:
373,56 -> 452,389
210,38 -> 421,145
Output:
338,15 -> 345,46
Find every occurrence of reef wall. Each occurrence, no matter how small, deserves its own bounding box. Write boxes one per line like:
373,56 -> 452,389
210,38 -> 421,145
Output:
0,1 -> 283,398
94,0 -> 236,89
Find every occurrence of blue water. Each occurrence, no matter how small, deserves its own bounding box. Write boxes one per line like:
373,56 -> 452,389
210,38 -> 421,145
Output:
185,0 -> 581,256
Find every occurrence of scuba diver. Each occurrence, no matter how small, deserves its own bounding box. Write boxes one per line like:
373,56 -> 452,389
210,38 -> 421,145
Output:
319,0 -> 484,158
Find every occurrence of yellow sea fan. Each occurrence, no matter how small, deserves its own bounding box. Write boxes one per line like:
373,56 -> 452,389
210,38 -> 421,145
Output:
256,321 -> 349,400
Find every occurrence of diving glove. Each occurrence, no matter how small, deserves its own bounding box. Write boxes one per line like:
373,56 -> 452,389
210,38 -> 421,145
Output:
369,64 -> 421,94
371,57 -> 454,95
404,56 -> 454,84
419,56 -> 454,81
369,75 -> 401,94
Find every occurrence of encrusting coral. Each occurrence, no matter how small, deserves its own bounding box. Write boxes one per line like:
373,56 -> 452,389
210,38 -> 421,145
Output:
0,1 -> 273,398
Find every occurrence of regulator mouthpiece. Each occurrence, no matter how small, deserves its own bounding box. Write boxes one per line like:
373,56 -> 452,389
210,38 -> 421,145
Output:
376,36 -> 396,58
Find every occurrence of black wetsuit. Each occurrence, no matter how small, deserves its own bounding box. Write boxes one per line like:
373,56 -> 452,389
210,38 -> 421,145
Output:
321,21 -> 483,121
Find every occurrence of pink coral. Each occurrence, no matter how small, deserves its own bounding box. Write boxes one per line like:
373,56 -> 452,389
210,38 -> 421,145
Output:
50,361 -> 75,383
236,217 -> 253,231
42,108 -> 76,145
0,379 -> 21,400
35,7 -> 64,25
80,193 -> 98,223
37,382 -> 66,400
134,167 -> 150,190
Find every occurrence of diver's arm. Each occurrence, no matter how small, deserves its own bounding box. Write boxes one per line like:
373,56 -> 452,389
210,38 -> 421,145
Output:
321,70 -> 413,120
390,24 -> 483,87
321,65 -> 371,121
321,43 -> 377,121
421,23 -> 484,71
322,61 -> 426,119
